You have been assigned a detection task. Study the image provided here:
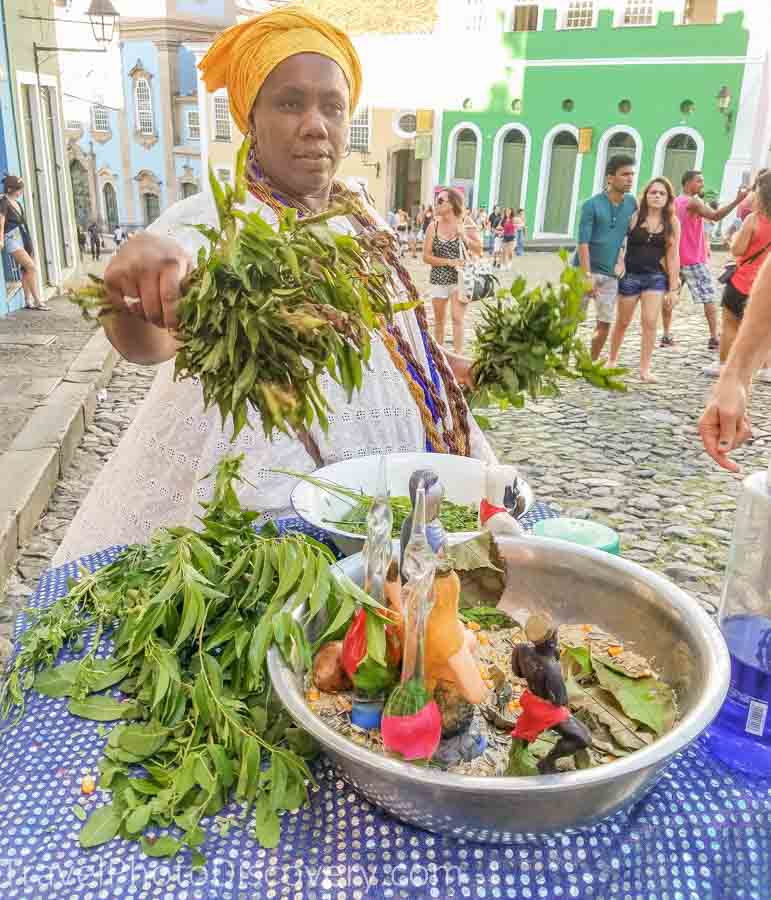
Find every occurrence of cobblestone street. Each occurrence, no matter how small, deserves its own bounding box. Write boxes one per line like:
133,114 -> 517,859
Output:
3,250 -> 766,657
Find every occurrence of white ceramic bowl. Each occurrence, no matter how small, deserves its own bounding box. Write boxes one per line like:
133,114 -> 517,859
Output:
290,451 -> 534,557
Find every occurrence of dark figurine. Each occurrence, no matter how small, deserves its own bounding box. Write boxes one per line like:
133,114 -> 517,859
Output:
400,468 -> 447,574
510,613 -> 591,774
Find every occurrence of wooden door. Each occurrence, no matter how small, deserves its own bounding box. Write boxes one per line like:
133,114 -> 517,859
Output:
543,133 -> 578,234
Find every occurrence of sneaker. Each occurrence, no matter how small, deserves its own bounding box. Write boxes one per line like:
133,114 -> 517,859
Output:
708,337 -> 720,351
660,334 -> 674,347
703,363 -> 723,377
756,368 -> 771,383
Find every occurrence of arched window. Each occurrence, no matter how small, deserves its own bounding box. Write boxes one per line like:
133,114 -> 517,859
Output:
70,159 -> 91,227
499,130 -> 527,210
595,130 -> 640,193
542,130 -> 579,235
143,192 -> 160,225
103,183 -> 118,231
454,128 -> 478,181
662,133 -> 698,189
135,78 -> 154,135
182,182 -> 197,199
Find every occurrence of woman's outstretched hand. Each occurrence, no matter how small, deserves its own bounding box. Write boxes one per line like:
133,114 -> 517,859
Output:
698,372 -> 752,472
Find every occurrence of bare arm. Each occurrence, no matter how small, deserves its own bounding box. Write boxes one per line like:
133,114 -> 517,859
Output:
698,256 -> 771,470
687,189 -> 746,223
724,256 -> 771,383
666,218 -> 681,290
0,212 -> 4,243
730,212 -> 755,258
463,218 -> 482,256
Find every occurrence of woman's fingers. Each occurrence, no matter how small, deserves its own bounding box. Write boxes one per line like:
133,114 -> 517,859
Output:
101,233 -> 190,328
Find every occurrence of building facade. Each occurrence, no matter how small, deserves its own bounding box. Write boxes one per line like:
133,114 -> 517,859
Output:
438,0 -> 770,238
1,0 -> 79,315
61,0 -> 241,231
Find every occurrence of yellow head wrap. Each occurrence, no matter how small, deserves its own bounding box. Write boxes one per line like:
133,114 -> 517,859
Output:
199,6 -> 363,137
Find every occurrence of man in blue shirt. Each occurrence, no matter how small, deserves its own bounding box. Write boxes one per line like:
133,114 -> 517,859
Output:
577,155 -> 637,359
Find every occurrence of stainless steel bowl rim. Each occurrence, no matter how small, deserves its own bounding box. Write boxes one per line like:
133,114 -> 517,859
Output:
268,535 -> 730,795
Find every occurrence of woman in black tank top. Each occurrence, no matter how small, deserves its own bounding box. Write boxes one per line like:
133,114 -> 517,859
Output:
607,177 -> 681,382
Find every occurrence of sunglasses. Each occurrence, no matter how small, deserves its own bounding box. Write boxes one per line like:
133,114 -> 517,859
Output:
436,196 -> 449,204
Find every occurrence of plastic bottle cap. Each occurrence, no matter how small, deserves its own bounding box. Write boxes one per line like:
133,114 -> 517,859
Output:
532,518 -> 621,555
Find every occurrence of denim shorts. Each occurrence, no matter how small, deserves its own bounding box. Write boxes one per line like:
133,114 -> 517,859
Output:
618,271 -> 668,296
4,227 -> 24,254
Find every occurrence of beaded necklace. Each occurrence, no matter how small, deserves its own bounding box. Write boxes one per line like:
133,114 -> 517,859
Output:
244,153 -> 470,456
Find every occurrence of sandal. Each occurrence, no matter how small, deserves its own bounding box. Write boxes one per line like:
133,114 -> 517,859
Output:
34,302 -> 51,311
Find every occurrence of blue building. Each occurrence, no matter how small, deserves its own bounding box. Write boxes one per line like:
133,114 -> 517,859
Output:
0,0 -> 23,315
63,0 -> 236,232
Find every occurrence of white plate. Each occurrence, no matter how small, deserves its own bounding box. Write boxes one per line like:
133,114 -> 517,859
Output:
290,452 -> 535,556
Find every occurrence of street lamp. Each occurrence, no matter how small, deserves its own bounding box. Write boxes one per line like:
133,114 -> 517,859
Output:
716,85 -> 733,133
87,0 -> 120,45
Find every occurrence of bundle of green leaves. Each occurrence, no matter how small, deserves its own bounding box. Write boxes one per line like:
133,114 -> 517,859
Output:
469,255 -> 626,424
71,141 -> 402,439
0,456 -> 382,861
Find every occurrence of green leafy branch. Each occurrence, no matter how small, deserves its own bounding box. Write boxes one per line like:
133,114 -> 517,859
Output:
469,253 -> 627,424
1,455 -> 377,860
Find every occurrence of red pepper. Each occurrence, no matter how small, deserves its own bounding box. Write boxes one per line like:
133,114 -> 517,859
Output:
341,608 -> 368,678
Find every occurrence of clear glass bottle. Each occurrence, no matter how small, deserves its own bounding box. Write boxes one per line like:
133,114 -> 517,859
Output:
705,467 -> 771,776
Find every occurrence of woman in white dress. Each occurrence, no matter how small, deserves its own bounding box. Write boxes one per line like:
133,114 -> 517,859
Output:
54,8 -> 494,564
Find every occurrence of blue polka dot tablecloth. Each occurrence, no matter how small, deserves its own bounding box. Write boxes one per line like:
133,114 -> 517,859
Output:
1,526 -> 770,899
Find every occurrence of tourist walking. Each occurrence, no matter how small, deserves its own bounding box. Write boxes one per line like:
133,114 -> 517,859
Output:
514,208 -> 526,256
77,225 -> 87,256
705,172 -> 771,381
501,208 -> 516,269
607,177 -> 680,382
0,175 -> 47,310
423,187 -> 481,353
88,222 -> 101,261
698,256 -> 771,471
395,209 -> 409,257
662,171 -> 747,349
576,154 -> 637,360
489,204 -> 502,231
480,211 -> 494,257
113,224 -> 125,250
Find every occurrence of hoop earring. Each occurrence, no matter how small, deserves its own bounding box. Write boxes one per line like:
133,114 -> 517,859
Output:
343,144 -> 351,158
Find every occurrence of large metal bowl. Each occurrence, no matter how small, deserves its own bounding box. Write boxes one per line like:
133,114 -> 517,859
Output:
290,451 -> 535,557
268,535 -> 730,842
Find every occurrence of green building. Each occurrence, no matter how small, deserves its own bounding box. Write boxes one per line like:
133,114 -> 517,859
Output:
437,2 -> 769,240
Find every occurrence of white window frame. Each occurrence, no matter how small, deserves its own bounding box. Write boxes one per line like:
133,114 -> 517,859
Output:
561,0 -> 597,30
213,95 -> 231,142
445,121 -> 483,207
533,123 -> 584,239
186,108 -> 200,141
134,77 -> 154,135
508,1 -> 543,32
66,119 -> 82,130
616,0 -> 656,27
393,110 -> 417,141
350,105 -> 370,152
463,0 -> 487,32
91,104 -> 109,133
651,126 -> 704,180
488,123 -> 532,212
592,126 -> 643,195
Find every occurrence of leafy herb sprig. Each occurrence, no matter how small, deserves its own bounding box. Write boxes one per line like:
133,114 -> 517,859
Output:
469,255 -> 626,424
1,455 -> 379,860
71,141 -> 403,439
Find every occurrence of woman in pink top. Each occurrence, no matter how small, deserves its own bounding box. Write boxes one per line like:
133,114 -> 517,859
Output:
719,173 -> 771,377
501,208 -> 516,270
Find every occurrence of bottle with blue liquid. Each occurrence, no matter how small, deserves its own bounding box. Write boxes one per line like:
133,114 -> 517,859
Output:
705,466 -> 771,776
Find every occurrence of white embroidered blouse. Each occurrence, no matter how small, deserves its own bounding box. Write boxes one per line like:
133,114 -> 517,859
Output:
53,186 -> 495,564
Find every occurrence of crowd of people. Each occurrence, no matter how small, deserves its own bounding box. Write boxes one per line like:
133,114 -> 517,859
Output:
575,154 -> 770,384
